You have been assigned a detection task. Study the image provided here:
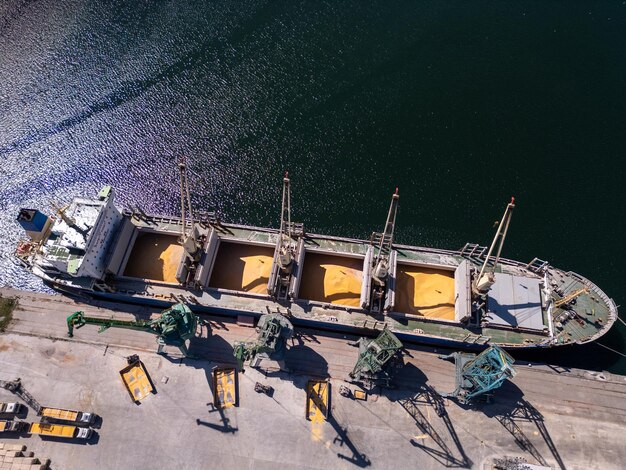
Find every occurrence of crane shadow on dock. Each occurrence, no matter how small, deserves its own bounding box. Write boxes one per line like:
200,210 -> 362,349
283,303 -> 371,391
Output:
291,330 -> 322,346
283,342 -> 330,379
159,323 -> 241,434
193,337 -> 240,434
196,405 -> 238,435
167,319 -> 234,363
482,383 -> 565,470
327,412 -> 371,468
393,372 -> 472,469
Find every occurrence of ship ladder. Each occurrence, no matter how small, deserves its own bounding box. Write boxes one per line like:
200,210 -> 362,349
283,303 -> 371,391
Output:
459,243 -> 488,261
526,257 -> 550,274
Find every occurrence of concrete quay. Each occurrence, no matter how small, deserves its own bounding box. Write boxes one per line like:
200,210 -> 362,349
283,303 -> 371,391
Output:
0,287 -> 625,469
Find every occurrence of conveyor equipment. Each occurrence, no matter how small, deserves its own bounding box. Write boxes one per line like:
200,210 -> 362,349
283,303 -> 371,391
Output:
67,303 -> 198,357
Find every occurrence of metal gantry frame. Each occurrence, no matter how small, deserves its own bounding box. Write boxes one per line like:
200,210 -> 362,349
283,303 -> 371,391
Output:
438,345 -> 516,403
176,158 -> 204,285
348,326 -> 403,389
0,378 -> 42,414
233,313 -> 294,371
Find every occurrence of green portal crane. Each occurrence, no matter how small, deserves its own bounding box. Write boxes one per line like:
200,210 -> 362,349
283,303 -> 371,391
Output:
67,303 -> 198,357
234,313 -> 293,371
438,345 -> 516,403
348,326 -> 403,389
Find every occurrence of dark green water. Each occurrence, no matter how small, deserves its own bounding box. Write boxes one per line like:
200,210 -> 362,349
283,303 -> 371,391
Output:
0,1 -> 624,372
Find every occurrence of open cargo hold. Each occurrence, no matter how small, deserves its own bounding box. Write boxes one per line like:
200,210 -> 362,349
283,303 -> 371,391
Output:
298,252 -> 363,307
123,232 -> 183,283
15,184 -> 618,351
395,264 -> 456,320
208,242 -> 274,294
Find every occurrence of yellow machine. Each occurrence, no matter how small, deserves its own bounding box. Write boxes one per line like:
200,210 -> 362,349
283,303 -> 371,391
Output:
119,355 -> 154,403
212,367 -> 238,409
554,287 -> 589,308
306,380 -> 329,422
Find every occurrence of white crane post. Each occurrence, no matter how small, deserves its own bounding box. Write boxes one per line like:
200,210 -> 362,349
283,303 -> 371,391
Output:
178,159 -> 188,240
474,197 -> 515,294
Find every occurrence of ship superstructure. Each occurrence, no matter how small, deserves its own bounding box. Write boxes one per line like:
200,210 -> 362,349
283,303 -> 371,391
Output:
14,174 -> 617,350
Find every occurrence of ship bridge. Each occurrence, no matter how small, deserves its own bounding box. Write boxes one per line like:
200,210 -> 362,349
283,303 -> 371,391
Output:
20,186 -> 122,280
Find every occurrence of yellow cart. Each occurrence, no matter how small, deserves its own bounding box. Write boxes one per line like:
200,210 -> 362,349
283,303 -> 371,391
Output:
306,380 -> 330,422
119,355 -> 155,403
212,366 -> 238,409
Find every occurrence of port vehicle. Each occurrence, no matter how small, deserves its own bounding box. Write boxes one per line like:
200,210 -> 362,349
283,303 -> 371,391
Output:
0,420 -> 25,432
29,422 -> 92,439
0,402 -> 22,414
39,406 -> 96,425
14,169 -> 617,350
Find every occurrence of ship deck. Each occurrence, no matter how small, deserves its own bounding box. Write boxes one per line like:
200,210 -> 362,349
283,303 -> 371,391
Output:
28,211 -> 617,349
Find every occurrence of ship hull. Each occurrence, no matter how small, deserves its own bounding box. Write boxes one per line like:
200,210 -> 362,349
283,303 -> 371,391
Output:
49,279 -> 552,351
18,189 -> 617,351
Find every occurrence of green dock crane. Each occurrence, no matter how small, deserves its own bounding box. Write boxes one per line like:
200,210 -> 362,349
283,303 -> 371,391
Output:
67,303 -> 198,357
234,313 -> 293,371
438,345 -> 516,403
347,326 -> 403,389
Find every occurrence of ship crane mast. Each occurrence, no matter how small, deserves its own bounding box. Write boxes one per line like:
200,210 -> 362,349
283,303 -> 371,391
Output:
176,159 -> 203,285
279,172 -> 294,270
472,198 -> 515,296
368,189 -> 399,314
268,172 -> 302,300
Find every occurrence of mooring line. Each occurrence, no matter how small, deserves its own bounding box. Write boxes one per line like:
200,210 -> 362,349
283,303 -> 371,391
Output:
596,341 -> 626,358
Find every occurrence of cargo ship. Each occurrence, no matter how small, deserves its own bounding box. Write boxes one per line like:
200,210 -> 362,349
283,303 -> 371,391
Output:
14,165 -> 617,349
